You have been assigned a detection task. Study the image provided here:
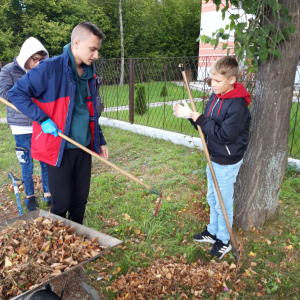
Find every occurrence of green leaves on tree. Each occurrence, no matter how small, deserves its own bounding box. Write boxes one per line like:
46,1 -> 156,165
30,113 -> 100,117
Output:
200,0 -> 295,73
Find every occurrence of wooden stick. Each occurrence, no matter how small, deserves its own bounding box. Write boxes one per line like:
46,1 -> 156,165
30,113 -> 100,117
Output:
0,96 -> 160,195
181,72 -> 239,256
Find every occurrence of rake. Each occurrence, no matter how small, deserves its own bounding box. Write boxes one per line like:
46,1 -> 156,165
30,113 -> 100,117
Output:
0,96 -> 163,218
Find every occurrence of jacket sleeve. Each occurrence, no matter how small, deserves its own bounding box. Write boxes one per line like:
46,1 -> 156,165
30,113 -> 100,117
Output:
99,125 -> 106,146
94,74 -> 107,146
7,62 -> 49,124
188,118 -> 198,130
0,67 -> 13,101
95,75 -> 102,117
195,100 -> 247,144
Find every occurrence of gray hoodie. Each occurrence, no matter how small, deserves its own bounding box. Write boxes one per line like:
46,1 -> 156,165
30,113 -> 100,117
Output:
0,37 -> 49,132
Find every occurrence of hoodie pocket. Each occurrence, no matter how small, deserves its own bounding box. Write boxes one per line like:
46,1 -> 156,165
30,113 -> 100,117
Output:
15,147 -> 29,165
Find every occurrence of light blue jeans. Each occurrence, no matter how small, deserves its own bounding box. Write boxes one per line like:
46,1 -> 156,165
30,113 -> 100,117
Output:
14,134 -> 50,197
206,159 -> 243,244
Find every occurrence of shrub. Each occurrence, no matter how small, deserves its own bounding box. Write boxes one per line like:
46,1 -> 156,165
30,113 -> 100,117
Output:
160,85 -> 168,97
135,84 -> 147,115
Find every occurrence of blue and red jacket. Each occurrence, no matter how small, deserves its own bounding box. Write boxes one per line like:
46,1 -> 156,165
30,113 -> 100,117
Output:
8,49 -> 106,167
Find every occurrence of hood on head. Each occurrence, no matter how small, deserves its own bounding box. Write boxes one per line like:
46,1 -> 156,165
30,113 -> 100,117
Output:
216,83 -> 252,105
16,37 -> 49,72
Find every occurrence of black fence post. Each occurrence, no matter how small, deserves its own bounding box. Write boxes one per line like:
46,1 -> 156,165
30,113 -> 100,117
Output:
129,58 -> 135,124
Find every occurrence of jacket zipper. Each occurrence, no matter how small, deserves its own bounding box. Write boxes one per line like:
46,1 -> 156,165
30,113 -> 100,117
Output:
55,67 -> 72,166
225,144 -> 231,155
207,98 -> 220,146
210,98 -> 219,116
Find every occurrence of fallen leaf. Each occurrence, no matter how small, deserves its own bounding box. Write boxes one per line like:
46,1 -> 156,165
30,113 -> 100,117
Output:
5,257 -> 12,267
275,278 -> 281,284
42,218 -> 51,225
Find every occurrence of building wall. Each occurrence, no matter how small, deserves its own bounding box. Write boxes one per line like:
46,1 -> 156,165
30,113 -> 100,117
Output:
198,1 -> 236,79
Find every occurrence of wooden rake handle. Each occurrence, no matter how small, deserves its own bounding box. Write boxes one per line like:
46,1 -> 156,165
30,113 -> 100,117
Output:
0,96 -> 160,194
181,72 -> 238,251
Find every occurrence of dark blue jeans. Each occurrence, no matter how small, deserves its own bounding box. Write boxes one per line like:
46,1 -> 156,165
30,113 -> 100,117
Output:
14,134 -> 50,197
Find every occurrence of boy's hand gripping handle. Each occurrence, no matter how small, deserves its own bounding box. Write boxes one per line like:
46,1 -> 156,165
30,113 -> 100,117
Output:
182,72 -> 240,272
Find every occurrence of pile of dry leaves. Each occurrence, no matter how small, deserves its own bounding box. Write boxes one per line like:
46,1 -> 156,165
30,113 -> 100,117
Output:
6,175 -> 43,194
107,256 -> 240,299
0,217 -> 106,299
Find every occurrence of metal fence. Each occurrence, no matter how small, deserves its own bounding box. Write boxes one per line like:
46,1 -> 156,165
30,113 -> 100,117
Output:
95,56 -> 300,158
94,57 -> 207,136
1,58 -> 300,157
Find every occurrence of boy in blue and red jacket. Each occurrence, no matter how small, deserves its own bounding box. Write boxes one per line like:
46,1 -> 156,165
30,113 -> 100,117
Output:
174,56 -> 251,258
8,22 -> 108,224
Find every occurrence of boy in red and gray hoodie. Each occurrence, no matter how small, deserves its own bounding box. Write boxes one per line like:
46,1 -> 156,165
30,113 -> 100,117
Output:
173,56 -> 251,258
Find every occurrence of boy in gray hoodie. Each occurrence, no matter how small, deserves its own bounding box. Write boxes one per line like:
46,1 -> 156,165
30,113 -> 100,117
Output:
0,37 -> 51,212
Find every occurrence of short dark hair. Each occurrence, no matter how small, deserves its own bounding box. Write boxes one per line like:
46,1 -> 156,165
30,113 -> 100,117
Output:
35,50 -> 47,57
71,22 -> 104,44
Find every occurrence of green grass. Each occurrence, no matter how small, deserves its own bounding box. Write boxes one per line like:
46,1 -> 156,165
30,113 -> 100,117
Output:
102,102 -> 205,136
101,81 -> 207,108
0,103 -> 6,118
1,123 -> 299,299
289,102 -> 300,157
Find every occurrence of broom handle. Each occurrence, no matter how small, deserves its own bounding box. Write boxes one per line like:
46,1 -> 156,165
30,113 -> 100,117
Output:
181,72 -> 238,249
0,96 -> 153,191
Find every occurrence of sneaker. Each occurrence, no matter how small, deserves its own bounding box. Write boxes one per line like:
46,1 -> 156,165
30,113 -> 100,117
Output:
25,196 -> 39,212
42,196 -> 52,206
193,229 -> 216,244
209,239 -> 232,259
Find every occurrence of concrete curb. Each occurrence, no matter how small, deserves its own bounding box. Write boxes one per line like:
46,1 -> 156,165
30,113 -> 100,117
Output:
99,117 -> 300,171
99,117 -> 204,151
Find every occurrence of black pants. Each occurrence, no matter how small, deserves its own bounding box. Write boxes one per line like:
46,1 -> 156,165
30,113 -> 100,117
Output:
47,148 -> 91,224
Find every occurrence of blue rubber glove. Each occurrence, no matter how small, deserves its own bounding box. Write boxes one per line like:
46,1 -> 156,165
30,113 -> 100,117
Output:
41,119 -> 62,137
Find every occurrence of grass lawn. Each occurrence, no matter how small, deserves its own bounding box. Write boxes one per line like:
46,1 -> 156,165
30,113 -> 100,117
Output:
289,102 -> 300,157
102,102 -> 205,136
0,103 -> 6,118
101,81 -> 207,108
0,123 -> 299,299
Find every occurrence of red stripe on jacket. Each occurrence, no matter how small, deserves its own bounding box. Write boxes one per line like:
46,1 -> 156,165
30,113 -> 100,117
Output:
31,96 -> 69,166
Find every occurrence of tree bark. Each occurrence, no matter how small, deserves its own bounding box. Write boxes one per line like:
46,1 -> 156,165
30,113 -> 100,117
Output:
119,0 -> 125,86
234,0 -> 300,230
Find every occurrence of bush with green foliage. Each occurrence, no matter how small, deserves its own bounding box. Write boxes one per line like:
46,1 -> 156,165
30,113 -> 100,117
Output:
160,85 -> 168,97
134,84 -> 147,115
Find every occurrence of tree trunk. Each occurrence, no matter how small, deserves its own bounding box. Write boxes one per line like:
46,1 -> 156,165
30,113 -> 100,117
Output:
234,0 -> 300,230
119,0 -> 125,86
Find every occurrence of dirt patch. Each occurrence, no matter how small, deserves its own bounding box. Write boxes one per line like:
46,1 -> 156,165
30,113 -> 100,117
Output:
50,268 -> 95,300
0,186 -> 19,221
